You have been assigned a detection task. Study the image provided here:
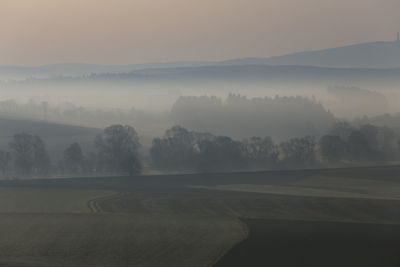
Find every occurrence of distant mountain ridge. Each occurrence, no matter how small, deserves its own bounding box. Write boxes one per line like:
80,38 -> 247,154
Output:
221,41 -> 400,68
1,40 -> 400,80
7,65 -> 400,90
0,61 -> 211,80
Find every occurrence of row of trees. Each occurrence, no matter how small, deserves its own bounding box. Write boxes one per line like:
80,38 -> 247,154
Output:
150,123 -> 400,172
1,125 -> 142,179
2,122 -> 400,178
0,134 -> 52,178
150,126 -> 314,172
320,122 -> 400,162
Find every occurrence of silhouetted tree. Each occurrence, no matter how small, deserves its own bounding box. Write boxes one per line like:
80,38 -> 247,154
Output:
0,151 -> 11,178
280,136 -> 316,167
9,133 -> 34,177
196,136 -> 245,172
95,125 -> 141,175
319,135 -> 347,163
32,136 -> 51,176
63,143 -> 85,174
346,131 -> 376,161
242,136 -> 278,168
150,126 -> 199,171
9,133 -> 51,178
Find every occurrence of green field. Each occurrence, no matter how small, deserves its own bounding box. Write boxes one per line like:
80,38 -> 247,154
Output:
0,166 -> 399,266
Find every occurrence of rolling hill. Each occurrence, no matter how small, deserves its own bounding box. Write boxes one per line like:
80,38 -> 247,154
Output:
0,117 -> 98,138
10,65 -> 400,88
221,41 -> 400,69
1,40 -> 400,81
0,118 -> 99,159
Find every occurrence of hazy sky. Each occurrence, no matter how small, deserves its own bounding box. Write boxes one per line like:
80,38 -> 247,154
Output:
1,0 -> 399,66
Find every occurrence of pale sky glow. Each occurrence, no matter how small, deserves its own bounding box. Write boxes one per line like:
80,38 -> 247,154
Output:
1,0 -> 399,66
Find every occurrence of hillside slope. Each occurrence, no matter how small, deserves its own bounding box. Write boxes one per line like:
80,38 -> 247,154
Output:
0,118 -> 99,158
2,40 -> 400,81
222,41 -> 400,69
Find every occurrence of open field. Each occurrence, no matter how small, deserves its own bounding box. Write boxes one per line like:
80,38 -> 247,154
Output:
0,188 -> 114,213
0,214 -> 245,267
194,173 -> 400,200
0,165 -> 399,266
216,219 -> 400,267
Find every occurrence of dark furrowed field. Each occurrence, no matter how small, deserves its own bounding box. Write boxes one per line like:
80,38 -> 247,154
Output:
216,219 -> 400,267
0,165 -> 399,266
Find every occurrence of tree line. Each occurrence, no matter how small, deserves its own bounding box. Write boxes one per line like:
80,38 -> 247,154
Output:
1,122 -> 399,179
0,125 -> 142,179
151,123 -> 400,172
172,94 -> 335,141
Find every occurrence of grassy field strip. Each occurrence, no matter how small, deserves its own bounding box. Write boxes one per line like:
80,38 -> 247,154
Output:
104,187 -> 400,225
192,184 -> 400,200
0,187 -> 249,266
292,176 -> 400,198
90,190 -> 253,266
1,168 -> 400,266
0,187 -> 116,213
0,213 -> 247,267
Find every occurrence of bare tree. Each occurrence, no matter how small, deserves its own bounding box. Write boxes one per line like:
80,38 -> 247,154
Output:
319,135 -> 346,163
9,133 -> 34,177
95,125 -> 141,175
63,142 -> 84,174
242,136 -> 279,168
32,136 -> 51,176
0,151 -> 11,179
280,136 -> 316,167
197,136 -> 245,172
9,133 -> 51,178
151,126 -> 198,171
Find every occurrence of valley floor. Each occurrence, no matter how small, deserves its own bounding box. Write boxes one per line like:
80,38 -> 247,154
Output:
0,166 -> 399,266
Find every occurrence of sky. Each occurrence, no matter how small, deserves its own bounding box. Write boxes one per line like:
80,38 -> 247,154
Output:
1,0 -> 399,66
